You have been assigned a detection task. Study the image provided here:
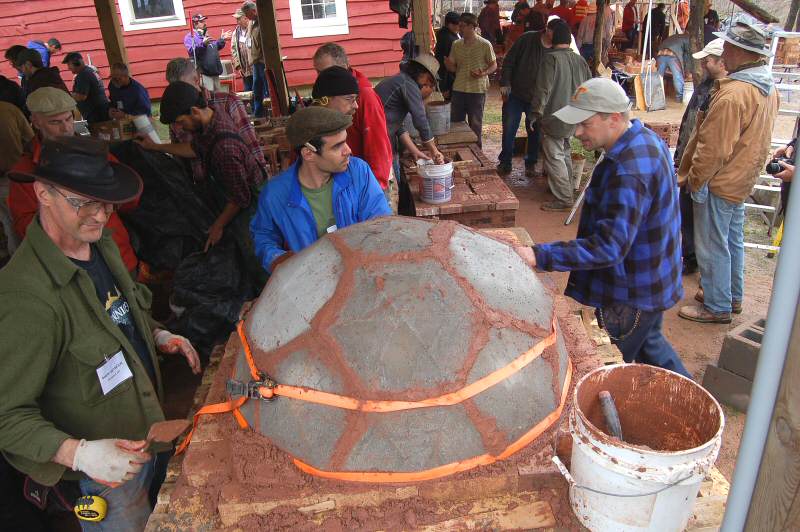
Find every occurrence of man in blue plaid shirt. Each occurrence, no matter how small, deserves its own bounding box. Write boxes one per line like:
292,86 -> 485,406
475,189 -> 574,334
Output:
516,78 -> 689,377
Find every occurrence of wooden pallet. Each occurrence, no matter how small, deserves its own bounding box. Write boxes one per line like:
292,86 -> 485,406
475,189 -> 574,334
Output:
404,143 -> 519,229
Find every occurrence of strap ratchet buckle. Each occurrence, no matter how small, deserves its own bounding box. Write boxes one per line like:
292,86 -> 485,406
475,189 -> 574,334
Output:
226,372 -> 277,401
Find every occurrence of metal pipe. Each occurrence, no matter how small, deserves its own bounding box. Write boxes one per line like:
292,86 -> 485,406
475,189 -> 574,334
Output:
721,151 -> 800,531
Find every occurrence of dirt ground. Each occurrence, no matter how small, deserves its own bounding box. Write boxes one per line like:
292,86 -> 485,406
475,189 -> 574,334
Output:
480,86 -> 780,481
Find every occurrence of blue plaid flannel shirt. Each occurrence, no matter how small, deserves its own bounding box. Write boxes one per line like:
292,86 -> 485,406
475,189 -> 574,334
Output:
533,119 -> 683,312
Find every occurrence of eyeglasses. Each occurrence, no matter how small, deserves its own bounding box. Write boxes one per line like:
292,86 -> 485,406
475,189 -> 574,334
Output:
49,187 -> 115,217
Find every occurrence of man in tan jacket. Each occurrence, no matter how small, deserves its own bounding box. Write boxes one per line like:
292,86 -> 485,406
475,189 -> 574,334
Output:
677,18 -> 778,323
242,1 -> 269,117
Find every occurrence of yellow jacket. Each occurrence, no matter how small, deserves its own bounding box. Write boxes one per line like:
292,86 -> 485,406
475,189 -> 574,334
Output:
678,76 -> 779,203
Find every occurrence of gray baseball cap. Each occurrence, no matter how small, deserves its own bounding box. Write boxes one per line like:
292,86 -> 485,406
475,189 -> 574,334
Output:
553,78 -> 632,125
714,18 -> 772,56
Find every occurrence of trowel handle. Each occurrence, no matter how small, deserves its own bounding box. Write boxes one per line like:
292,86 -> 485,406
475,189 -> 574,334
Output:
599,390 -> 624,441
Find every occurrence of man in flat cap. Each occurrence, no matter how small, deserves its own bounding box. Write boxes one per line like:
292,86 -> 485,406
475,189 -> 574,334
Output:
9,87 -> 139,273
0,136 -> 200,530
312,64 -> 396,212
139,81 -> 268,253
250,107 -> 391,273
516,78 -> 690,378
678,17 -> 778,324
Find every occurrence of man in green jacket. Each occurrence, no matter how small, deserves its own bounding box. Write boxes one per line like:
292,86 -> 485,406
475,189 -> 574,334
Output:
530,21 -> 591,211
0,136 -> 200,530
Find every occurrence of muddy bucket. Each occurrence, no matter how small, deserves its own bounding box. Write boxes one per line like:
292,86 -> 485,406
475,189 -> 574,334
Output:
561,364 -> 723,532
426,101 -> 451,136
418,159 -> 454,204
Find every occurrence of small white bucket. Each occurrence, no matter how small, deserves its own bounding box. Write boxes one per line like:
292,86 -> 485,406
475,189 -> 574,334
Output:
558,364 -> 724,532
682,81 -> 694,104
132,114 -> 161,144
417,160 -> 454,204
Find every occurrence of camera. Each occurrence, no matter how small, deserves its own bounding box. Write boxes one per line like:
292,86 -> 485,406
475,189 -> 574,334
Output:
766,157 -> 792,175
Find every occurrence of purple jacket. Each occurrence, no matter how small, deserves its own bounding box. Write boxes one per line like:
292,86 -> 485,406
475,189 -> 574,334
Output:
183,32 -> 226,77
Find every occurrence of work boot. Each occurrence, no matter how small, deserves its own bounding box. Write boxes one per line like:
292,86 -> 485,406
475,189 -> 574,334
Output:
678,304 -> 732,324
540,200 -> 573,212
525,161 -> 544,177
497,162 -> 512,175
694,288 -> 742,314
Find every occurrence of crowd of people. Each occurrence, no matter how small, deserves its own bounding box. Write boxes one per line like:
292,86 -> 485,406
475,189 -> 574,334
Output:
0,2 -> 788,530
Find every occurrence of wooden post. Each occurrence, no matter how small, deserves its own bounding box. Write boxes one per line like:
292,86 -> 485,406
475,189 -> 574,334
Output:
413,0 -> 432,55
93,0 -> 127,66
727,0 -> 779,24
592,0 -> 607,74
745,304 -> 800,530
256,0 -> 289,116
686,0 -> 705,86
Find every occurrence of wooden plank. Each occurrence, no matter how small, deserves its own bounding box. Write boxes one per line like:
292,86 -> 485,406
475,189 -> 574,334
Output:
412,0 -> 432,54
745,305 -> 800,530
421,498 -> 556,531
93,0 -> 127,66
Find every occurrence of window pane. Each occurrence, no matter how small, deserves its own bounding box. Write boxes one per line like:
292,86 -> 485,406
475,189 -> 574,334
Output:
301,4 -> 314,19
324,2 -> 337,17
312,4 -> 324,18
131,0 -> 176,20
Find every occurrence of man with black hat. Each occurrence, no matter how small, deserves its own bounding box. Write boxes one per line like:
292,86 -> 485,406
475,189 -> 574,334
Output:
63,52 -> 110,124
678,17 -> 779,324
142,81 -> 268,252
250,107 -> 391,273
0,136 -> 200,530
9,87 -> 139,273
16,48 -> 69,97
183,13 -> 232,92
312,65 -> 396,212
434,12 -> 461,98
530,21 -> 590,212
516,78 -> 690,378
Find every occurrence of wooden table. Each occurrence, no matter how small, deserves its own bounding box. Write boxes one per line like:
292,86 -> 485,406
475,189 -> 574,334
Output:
404,143 -> 519,229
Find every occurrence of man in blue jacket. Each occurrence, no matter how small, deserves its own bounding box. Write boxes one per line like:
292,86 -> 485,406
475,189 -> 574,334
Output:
251,106 -> 391,273
27,38 -> 61,68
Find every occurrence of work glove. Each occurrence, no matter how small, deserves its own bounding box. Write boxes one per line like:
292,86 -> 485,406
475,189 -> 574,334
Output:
154,330 -> 202,374
72,439 -> 149,484
499,86 -> 511,97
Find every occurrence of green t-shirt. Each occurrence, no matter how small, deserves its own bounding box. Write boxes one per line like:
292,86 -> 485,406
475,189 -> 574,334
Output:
301,179 -> 336,238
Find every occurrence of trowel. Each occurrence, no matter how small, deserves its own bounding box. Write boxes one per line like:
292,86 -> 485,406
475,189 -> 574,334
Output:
144,419 -> 192,450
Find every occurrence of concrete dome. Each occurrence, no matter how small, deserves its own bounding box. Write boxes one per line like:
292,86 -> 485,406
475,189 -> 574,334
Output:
233,217 -> 570,480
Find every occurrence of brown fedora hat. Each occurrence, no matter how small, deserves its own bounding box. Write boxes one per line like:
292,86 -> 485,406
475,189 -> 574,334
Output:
8,136 -> 143,204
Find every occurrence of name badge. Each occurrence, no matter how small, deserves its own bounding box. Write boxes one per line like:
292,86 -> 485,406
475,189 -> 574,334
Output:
326,225 -> 338,234
96,351 -> 133,395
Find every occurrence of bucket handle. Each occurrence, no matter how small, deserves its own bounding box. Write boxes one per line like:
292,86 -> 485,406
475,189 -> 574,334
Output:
551,455 -> 696,499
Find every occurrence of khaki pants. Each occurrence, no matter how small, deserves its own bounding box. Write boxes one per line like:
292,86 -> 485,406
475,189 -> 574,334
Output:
541,134 -> 574,205
201,74 -> 224,92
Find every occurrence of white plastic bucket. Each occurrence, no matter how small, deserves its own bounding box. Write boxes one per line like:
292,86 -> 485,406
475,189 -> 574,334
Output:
418,160 -> 454,204
682,81 -> 694,104
132,115 -> 161,144
563,364 -> 723,532
426,101 -> 451,136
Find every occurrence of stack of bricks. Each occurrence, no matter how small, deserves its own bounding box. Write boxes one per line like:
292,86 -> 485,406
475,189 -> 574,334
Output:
403,143 -> 519,228
643,121 -> 680,148
702,318 -> 766,412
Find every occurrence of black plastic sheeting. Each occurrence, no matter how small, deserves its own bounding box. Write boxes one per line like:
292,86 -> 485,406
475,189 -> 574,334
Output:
111,141 -> 263,359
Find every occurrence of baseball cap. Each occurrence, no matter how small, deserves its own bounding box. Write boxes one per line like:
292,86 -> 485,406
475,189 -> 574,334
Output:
714,17 -> 771,56
233,8 -> 244,17
192,13 -> 207,23
26,87 -> 76,115
692,38 -> 724,59
553,78 -> 632,124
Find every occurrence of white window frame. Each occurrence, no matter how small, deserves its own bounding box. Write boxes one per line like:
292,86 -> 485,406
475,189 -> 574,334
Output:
289,0 -> 349,39
118,0 -> 187,32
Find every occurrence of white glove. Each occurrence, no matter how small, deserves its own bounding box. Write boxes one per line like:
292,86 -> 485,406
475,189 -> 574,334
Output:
499,86 -> 511,97
72,439 -> 146,483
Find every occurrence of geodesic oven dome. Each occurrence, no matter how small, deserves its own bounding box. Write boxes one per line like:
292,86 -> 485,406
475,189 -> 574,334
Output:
231,217 -> 571,482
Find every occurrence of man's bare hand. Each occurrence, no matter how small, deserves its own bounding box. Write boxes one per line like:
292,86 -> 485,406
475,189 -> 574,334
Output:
514,246 -> 537,268
776,160 -> 795,182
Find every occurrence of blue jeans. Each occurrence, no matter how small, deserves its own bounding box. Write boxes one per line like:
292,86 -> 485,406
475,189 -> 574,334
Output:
596,303 -> 691,378
657,55 -> 684,101
242,74 -> 253,92
692,186 -> 745,313
499,93 -> 539,167
579,44 -> 595,63
252,62 -> 269,118
78,459 -> 154,531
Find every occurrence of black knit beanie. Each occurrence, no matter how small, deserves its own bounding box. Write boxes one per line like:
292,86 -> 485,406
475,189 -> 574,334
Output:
312,66 -> 359,99
552,22 -> 572,46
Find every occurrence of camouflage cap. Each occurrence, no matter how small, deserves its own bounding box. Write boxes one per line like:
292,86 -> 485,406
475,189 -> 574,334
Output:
286,106 -> 352,149
26,87 -> 76,115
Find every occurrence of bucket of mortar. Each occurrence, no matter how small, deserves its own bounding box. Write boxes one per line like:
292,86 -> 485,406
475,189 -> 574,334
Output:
426,101 -> 451,136
562,364 -> 723,532
418,159 -> 454,204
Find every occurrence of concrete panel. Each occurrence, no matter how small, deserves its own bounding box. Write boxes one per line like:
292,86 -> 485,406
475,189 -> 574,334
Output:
332,260 -> 472,393
449,226 -> 552,331
344,406 -> 486,472
246,238 -> 342,353
718,320 -> 763,381
336,216 -> 433,255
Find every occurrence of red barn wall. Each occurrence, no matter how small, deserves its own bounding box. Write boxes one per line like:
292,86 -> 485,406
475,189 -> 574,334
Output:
0,0 -> 405,99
